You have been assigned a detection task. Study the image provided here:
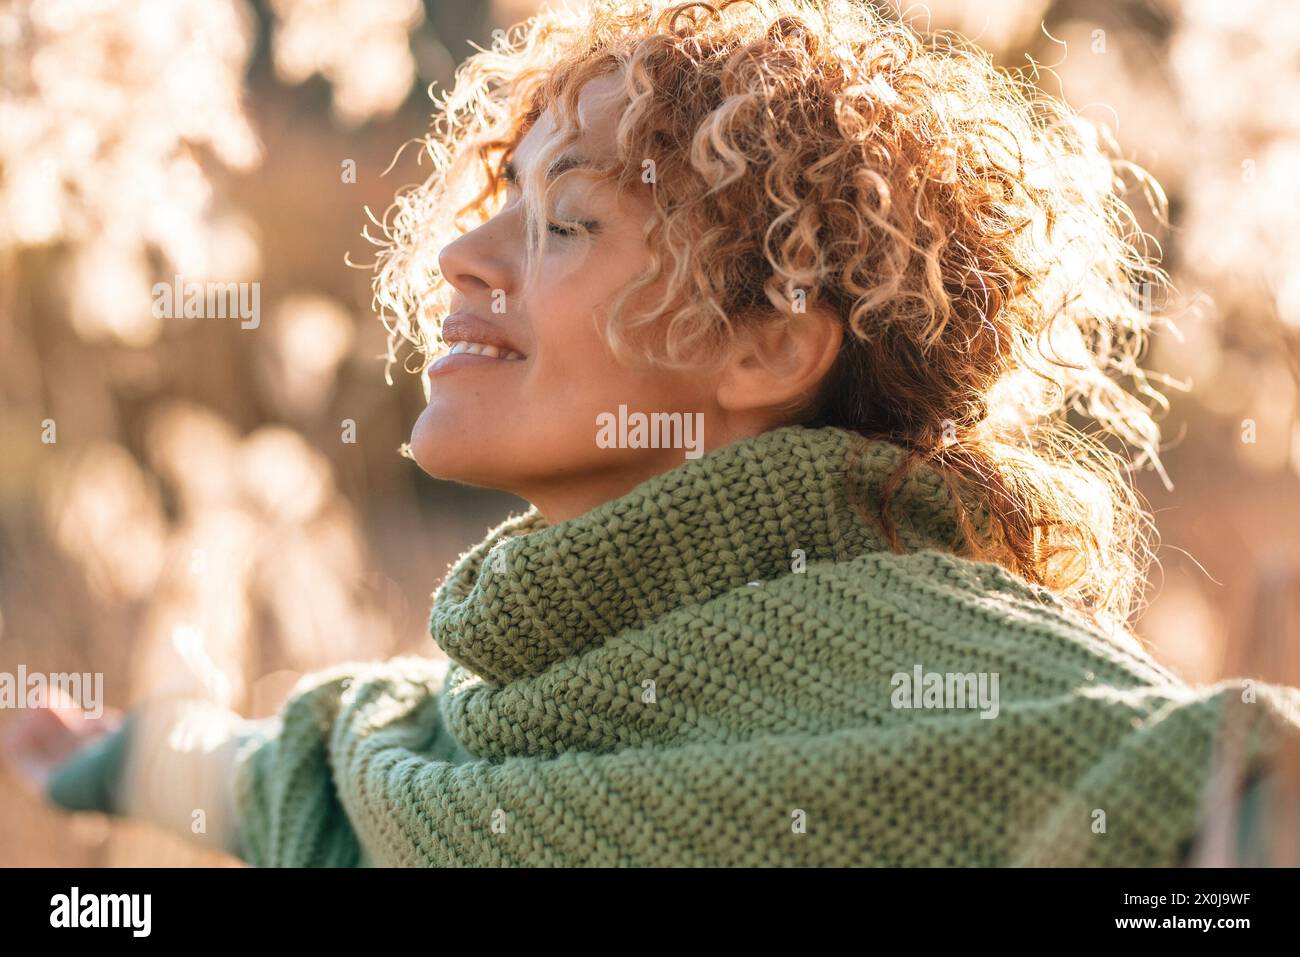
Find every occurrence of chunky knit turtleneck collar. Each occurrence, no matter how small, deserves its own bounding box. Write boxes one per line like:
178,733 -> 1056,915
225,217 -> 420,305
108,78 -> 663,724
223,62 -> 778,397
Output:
429,425 -> 973,684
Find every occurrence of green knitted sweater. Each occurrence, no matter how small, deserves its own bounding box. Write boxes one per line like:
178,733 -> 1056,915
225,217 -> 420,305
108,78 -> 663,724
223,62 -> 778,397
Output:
231,425 -> 1300,866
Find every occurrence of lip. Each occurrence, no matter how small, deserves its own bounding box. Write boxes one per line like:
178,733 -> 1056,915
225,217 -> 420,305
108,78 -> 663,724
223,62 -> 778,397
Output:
427,313 -> 527,379
442,314 -> 524,354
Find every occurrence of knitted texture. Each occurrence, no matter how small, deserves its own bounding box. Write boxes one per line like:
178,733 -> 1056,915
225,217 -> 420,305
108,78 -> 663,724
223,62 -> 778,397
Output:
232,425 -> 1300,866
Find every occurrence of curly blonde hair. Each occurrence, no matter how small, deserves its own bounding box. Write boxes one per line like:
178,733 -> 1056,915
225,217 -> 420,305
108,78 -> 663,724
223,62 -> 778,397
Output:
370,0 -> 1172,626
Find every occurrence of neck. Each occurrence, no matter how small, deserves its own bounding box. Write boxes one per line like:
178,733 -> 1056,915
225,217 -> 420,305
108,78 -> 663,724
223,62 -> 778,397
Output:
520,418 -> 768,524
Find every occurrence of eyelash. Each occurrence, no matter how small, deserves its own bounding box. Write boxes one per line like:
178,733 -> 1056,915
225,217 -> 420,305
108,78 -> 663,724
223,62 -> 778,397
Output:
548,220 -> 599,238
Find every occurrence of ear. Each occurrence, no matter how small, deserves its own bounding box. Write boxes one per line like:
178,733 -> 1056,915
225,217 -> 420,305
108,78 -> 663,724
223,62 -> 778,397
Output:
715,308 -> 843,419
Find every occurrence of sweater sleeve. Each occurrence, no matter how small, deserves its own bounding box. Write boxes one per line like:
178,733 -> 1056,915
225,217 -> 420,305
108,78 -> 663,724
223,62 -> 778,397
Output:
233,657 -> 1300,867
236,653 -> 932,866
45,699 -> 268,857
237,663 -> 897,866
231,655 -> 466,867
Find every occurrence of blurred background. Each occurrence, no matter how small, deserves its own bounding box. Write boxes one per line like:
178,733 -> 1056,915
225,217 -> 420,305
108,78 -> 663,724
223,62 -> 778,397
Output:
1,0 -> 1297,865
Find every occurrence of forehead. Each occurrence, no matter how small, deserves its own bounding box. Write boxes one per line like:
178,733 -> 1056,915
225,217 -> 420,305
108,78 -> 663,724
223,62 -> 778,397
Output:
513,71 -> 626,170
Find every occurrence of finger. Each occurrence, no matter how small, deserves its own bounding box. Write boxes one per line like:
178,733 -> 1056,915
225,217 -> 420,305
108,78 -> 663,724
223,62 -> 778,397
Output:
1,709 -> 63,759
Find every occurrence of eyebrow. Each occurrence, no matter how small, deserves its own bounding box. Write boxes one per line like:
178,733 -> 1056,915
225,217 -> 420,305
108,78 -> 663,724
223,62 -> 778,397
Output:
502,153 -> 593,185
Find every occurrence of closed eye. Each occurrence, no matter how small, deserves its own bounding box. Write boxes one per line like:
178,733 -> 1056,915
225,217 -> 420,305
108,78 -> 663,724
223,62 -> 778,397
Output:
500,160 -> 600,238
548,220 -> 599,238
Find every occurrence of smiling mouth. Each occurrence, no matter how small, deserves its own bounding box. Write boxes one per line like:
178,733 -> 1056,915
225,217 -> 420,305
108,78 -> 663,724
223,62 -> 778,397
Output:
427,339 -> 527,378
445,340 -> 526,361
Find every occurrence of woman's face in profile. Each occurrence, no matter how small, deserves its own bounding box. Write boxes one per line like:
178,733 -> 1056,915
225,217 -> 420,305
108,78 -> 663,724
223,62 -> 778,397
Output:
409,72 -> 722,522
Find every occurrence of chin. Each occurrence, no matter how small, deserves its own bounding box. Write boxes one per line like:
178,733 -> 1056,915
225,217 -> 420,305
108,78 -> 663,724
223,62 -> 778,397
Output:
410,405 -> 475,482
408,404 -> 517,492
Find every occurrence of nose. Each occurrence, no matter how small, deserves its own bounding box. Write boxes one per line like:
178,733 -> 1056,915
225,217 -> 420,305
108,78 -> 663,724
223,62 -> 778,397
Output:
438,211 -> 516,305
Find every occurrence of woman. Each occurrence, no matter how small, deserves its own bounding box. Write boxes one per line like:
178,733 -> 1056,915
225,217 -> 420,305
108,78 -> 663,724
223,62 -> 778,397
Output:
6,0 -> 1298,866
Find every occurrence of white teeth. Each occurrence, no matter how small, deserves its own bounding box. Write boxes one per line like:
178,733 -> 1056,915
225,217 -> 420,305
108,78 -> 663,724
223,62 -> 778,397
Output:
445,340 -> 524,360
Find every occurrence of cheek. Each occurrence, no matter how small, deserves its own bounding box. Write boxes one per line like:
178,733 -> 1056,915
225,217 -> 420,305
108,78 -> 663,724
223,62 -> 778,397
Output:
462,235 -> 681,434
525,278 -> 709,419
525,279 -> 619,391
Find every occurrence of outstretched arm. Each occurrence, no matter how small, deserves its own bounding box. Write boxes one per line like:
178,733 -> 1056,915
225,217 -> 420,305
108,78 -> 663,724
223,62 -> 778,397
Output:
4,697 -> 269,858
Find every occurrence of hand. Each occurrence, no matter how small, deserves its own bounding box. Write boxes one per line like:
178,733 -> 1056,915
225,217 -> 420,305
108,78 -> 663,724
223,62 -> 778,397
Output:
1,692 -> 125,800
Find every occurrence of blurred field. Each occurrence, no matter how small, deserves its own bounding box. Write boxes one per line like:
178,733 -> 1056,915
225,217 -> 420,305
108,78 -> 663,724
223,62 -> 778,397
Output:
1,0 -> 1298,866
